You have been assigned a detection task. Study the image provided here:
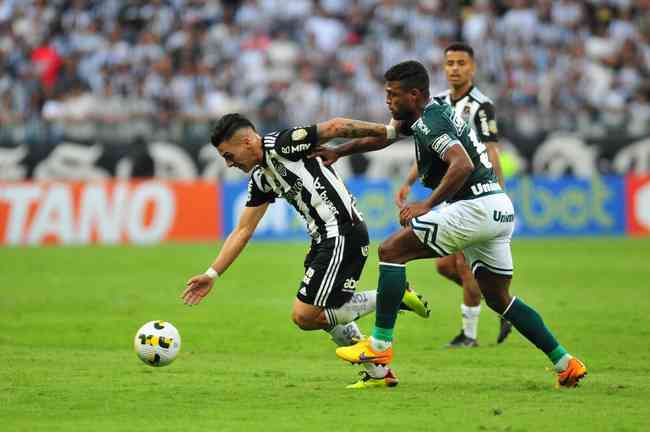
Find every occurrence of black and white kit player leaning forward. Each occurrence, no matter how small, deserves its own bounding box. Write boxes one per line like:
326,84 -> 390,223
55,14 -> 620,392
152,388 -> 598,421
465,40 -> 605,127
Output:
182,114 -> 431,387
246,124 -> 369,309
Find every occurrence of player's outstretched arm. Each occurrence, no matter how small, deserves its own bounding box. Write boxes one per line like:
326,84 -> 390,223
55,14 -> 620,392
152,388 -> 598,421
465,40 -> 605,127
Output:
399,144 -> 474,226
310,119 -> 402,165
312,136 -> 394,166
182,203 -> 269,305
316,117 -> 396,143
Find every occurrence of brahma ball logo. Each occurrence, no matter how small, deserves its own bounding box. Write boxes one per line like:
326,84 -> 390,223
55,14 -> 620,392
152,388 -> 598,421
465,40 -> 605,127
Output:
291,128 -> 308,141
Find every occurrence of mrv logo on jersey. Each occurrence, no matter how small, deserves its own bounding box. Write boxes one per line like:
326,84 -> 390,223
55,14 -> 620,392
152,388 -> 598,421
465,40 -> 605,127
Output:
280,143 -> 310,155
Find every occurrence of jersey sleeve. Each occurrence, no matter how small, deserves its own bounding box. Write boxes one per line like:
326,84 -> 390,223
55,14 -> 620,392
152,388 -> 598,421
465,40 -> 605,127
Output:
245,168 -> 276,207
419,107 -> 463,159
474,102 -> 498,142
272,125 -> 319,161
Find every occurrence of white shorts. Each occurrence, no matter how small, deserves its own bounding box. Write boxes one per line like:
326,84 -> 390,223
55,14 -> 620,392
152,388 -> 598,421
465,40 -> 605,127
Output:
410,193 -> 515,276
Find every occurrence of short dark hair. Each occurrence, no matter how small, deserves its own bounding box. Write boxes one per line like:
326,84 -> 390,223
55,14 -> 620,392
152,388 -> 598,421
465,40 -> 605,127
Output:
383,60 -> 430,96
210,113 -> 256,148
444,42 -> 474,58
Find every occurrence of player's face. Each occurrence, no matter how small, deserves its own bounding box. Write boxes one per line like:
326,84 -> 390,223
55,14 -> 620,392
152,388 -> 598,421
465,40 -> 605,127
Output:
218,131 -> 260,173
444,51 -> 475,88
385,81 -> 419,121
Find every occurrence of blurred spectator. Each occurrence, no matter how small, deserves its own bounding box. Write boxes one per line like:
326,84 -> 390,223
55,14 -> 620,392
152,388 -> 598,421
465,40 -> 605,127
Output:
0,0 -> 646,152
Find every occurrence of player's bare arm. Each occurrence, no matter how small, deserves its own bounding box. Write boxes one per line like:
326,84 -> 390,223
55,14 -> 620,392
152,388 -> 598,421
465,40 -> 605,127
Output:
182,203 -> 269,305
310,119 -> 403,165
485,141 -> 504,188
309,136 -> 389,166
395,161 -> 419,208
316,117 -> 394,141
399,144 -> 474,226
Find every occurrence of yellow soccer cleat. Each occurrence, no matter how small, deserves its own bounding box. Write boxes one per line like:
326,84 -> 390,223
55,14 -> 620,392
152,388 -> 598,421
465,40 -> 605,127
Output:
399,283 -> 431,318
336,339 -> 393,365
557,357 -> 587,388
346,369 -> 399,389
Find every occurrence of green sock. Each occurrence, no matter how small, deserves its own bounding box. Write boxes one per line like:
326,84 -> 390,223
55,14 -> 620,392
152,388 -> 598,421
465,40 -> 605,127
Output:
503,297 -> 567,364
372,263 -> 406,342
372,326 -> 394,343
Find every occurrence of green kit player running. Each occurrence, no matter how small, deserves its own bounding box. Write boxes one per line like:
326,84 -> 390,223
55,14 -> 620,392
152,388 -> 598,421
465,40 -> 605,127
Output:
327,60 -> 587,387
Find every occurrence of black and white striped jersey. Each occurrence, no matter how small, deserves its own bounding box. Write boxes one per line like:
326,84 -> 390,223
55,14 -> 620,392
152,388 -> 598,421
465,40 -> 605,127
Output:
245,125 -> 363,242
432,86 -> 499,144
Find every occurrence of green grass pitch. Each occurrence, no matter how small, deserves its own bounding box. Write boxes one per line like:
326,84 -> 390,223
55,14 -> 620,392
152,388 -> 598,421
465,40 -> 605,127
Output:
2,238 -> 650,431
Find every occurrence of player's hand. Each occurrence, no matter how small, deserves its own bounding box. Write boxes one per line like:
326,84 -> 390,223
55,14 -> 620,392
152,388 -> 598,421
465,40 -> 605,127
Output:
182,274 -> 215,306
395,184 -> 411,208
308,146 -> 339,166
399,201 -> 430,226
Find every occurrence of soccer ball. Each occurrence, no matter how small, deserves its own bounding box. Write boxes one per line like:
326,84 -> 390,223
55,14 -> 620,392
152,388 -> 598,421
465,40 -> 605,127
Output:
134,320 -> 181,367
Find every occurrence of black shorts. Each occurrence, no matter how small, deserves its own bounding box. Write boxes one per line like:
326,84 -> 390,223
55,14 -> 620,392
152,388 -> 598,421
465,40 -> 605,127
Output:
297,222 -> 369,308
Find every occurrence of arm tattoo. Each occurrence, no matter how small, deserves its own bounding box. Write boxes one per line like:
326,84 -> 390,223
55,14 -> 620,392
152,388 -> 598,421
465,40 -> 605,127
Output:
338,120 -> 386,138
319,118 -> 386,140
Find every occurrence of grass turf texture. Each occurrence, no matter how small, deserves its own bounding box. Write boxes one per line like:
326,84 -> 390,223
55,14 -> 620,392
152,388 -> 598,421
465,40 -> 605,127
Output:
1,238 -> 649,431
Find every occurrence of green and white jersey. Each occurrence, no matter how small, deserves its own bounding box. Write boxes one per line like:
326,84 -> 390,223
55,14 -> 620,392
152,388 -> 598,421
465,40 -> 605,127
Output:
410,99 -> 501,202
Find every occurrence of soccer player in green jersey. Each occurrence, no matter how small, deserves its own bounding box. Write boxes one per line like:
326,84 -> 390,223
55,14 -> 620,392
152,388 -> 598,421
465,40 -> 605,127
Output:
397,42 -> 512,348
317,60 -> 587,387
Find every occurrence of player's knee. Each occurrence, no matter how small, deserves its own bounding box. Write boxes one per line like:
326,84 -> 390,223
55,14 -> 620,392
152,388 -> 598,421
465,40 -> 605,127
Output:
481,290 -> 509,314
291,311 -> 315,330
378,241 -> 397,262
476,269 -> 512,313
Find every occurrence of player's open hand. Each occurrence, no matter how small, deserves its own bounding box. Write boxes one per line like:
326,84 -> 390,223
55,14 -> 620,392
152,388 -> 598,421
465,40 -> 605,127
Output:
399,201 -> 430,226
395,184 -> 411,208
182,274 -> 215,306
308,146 -> 339,166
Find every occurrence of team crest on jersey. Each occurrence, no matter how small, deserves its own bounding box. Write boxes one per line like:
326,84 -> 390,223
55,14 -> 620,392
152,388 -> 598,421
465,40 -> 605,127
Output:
282,179 -> 303,200
462,104 -> 471,121
291,128 -> 308,141
271,157 -> 288,176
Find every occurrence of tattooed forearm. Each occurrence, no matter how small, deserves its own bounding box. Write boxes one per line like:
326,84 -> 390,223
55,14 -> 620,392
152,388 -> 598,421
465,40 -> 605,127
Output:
338,120 -> 386,138
317,117 -> 387,141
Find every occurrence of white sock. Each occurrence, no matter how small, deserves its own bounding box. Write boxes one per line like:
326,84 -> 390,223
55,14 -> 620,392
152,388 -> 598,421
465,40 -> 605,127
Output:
364,363 -> 388,378
461,304 -> 481,339
327,324 -> 387,379
554,354 -> 573,372
370,336 -> 392,352
325,290 -> 377,326
327,322 -> 363,346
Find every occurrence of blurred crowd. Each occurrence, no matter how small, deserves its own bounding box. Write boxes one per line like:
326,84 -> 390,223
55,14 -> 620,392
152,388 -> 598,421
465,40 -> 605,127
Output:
0,0 -> 649,152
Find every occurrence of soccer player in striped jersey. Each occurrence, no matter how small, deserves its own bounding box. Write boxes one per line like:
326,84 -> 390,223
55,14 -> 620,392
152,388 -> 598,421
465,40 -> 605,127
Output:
397,42 -> 513,348
317,61 -> 586,388
181,113 -> 430,388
